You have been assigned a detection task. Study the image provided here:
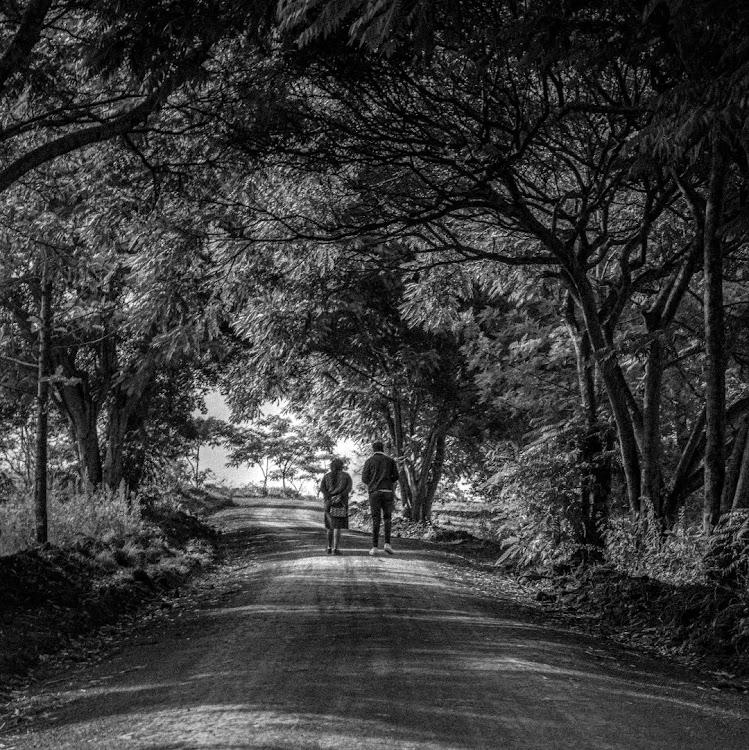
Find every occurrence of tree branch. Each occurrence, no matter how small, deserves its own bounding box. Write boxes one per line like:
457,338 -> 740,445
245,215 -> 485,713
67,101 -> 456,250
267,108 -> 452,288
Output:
0,0 -> 53,92
0,45 -> 212,194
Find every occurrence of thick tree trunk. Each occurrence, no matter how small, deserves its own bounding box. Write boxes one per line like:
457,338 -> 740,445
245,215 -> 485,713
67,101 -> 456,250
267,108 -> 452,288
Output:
574,275 -> 641,514
33,257 -> 52,544
389,396 -> 415,517
641,335 -> 664,516
103,359 -> 156,492
423,432 -> 446,521
403,461 -> 420,518
703,139 -> 728,531
410,427 -> 447,522
566,302 -> 610,547
55,383 -> 103,486
103,397 -> 129,492
578,427 -> 611,549
411,431 -> 437,522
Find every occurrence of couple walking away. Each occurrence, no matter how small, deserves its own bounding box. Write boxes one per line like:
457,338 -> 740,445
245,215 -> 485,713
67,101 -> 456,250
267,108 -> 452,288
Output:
319,441 -> 399,556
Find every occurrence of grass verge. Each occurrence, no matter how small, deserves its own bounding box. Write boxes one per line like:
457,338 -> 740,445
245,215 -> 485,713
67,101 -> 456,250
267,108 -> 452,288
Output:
0,486 -> 232,704
348,502 -> 749,690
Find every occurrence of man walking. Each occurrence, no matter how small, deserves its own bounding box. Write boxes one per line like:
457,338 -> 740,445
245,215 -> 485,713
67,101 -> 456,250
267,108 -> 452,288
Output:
361,440 -> 400,556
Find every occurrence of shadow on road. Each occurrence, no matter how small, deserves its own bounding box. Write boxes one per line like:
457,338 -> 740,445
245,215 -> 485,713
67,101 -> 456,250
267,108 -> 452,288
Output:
8,495 -> 749,750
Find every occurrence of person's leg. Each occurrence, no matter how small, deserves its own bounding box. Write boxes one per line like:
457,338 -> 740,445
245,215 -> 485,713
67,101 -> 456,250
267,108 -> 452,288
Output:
327,527 -> 334,551
382,497 -> 394,545
369,493 -> 382,548
333,528 -> 341,551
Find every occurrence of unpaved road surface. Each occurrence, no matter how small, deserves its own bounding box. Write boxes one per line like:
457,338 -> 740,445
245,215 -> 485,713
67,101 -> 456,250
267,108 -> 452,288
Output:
2,494 -> 748,749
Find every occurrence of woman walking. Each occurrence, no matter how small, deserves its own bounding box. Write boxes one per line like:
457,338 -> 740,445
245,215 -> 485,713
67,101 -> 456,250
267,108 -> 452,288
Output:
320,457 -> 352,555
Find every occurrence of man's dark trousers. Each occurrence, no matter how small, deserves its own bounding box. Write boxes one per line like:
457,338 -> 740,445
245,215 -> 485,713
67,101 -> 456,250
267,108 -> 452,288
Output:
369,490 -> 394,547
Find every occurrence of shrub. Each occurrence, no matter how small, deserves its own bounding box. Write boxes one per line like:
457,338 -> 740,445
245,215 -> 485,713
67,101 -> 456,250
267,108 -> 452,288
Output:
603,504 -> 706,585
93,548 -> 121,572
704,510 -> 749,588
0,485 -> 145,556
484,440 -> 584,568
0,494 -> 35,556
49,486 -> 145,546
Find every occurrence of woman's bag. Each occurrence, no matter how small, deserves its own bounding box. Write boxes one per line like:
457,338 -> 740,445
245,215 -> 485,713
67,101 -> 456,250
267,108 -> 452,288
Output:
328,493 -> 347,517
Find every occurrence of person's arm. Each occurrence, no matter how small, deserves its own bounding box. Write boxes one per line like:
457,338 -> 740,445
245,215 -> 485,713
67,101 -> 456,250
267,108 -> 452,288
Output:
343,473 -> 353,498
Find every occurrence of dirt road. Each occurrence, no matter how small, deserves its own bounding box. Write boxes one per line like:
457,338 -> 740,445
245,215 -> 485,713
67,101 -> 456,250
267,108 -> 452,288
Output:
2,494 -> 748,749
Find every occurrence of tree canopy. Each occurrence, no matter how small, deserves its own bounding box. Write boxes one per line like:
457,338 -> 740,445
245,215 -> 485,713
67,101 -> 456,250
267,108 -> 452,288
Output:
2,0 -> 749,554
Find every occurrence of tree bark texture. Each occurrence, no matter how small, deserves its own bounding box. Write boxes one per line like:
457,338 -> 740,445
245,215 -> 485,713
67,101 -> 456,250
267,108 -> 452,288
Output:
33,254 -> 52,544
573,273 -> 642,514
56,382 -> 103,486
565,303 -> 609,547
641,335 -> 664,515
702,139 -> 728,530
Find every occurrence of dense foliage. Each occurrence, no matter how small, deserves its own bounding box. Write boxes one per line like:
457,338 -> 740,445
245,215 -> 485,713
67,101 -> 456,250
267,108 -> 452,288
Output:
1,0 -> 749,581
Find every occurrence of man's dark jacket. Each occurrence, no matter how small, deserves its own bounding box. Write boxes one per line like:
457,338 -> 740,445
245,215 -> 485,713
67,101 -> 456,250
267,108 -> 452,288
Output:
361,452 -> 399,493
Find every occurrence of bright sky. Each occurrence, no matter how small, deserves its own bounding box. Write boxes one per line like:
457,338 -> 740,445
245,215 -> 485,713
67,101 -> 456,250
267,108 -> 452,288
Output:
197,391 -> 252,486
197,392 -> 362,489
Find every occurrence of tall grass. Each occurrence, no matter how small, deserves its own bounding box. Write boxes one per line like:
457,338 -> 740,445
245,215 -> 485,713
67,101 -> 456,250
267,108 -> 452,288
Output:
0,485 -> 144,556
0,493 -> 35,556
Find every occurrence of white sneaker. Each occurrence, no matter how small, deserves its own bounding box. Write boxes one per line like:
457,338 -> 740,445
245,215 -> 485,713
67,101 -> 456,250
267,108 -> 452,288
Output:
384,544 -> 395,555
369,547 -> 377,556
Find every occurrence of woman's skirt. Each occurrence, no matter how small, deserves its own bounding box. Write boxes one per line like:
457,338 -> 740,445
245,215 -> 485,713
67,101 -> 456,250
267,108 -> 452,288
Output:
324,511 -> 349,529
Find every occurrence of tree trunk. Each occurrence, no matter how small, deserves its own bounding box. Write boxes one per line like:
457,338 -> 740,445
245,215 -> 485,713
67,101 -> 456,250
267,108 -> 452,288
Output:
730,427 -> 749,510
566,301 -> 609,547
33,256 -> 52,544
389,395 -> 415,518
104,385 -> 149,492
663,407 -> 706,522
423,432 -> 447,521
55,382 -> 103,486
409,427 -> 447,522
397,464 -> 412,516
103,394 -> 128,492
578,426 -> 611,549
641,334 -> 664,516
403,461 -> 420,518
703,138 -> 728,531
574,274 -> 642,514
722,415 -> 748,513
412,430 -> 437,522
102,357 -> 157,491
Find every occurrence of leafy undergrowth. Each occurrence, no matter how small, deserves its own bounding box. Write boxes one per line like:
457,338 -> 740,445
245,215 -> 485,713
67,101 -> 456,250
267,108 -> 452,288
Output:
524,566 -> 749,681
0,487 -> 230,703
361,509 -> 749,690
